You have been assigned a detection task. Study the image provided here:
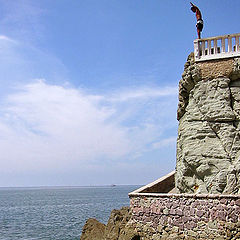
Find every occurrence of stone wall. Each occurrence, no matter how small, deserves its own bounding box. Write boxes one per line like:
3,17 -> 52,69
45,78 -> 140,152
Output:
197,58 -> 234,80
129,194 -> 240,239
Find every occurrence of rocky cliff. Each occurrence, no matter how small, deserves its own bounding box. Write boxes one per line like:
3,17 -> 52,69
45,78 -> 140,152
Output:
80,53 -> 240,239
176,53 -> 240,194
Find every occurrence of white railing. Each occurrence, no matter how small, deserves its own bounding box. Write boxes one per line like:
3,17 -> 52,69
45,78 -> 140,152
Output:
194,33 -> 240,62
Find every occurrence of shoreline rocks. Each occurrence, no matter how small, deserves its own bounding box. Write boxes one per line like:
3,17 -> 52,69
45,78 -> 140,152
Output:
80,207 -> 139,240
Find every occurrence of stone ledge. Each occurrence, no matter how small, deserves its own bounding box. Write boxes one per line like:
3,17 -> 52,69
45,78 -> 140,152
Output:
129,192 -> 240,199
128,171 -> 175,195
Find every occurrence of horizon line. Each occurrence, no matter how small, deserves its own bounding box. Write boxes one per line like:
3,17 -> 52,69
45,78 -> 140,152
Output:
0,184 -> 143,189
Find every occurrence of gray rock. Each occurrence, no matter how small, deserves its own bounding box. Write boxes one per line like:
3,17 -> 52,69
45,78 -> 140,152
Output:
176,54 -> 240,194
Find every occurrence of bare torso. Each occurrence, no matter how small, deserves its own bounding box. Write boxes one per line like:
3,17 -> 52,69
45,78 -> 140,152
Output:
195,7 -> 202,20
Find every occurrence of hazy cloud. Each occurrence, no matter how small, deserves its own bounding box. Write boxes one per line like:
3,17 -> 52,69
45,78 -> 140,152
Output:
152,137 -> 176,149
0,80 -> 177,173
0,23 -> 178,184
109,86 -> 177,102
0,35 -> 16,43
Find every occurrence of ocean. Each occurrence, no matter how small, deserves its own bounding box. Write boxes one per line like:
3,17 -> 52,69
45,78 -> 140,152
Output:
0,185 -> 140,240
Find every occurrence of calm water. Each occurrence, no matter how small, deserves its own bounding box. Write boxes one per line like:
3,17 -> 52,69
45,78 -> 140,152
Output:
0,185 -> 140,240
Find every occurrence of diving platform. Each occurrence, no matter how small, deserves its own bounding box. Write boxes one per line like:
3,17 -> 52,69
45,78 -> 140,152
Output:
194,33 -> 240,62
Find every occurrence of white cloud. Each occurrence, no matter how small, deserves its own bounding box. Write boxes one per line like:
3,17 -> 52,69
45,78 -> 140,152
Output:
0,6 -> 179,183
152,137 -> 176,149
0,34 -> 178,176
0,80 -> 177,173
109,86 -> 177,102
0,35 -> 16,43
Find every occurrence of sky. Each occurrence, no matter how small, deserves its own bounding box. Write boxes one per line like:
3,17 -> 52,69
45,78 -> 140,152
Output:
0,0 -> 239,187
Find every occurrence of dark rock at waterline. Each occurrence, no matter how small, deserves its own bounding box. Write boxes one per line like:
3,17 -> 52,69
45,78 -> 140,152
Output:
80,207 -> 139,240
80,218 -> 105,240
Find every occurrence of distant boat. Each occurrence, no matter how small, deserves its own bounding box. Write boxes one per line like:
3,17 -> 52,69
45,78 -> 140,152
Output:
110,184 -> 116,187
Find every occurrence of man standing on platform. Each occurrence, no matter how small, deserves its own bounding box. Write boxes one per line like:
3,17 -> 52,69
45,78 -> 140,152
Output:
190,2 -> 203,39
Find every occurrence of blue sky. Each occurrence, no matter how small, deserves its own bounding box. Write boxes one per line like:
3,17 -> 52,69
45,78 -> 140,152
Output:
0,0 -> 239,187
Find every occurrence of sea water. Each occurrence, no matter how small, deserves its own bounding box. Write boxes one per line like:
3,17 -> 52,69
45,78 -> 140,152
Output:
0,185 -> 140,240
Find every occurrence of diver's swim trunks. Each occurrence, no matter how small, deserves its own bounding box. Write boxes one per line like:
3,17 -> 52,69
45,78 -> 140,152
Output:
196,19 -> 203,31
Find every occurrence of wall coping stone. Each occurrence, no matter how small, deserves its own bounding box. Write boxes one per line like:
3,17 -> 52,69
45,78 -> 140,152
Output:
128,171 -> 175,195
129,192 -> 240,199
129,170 -> 240,198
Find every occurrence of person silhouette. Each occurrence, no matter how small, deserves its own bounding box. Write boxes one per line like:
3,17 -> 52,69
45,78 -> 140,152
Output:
190,2 -> 203,39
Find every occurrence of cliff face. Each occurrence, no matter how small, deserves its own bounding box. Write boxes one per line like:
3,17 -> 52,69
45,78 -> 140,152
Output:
176,54 -> 240,194
80,53 -> 240,240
